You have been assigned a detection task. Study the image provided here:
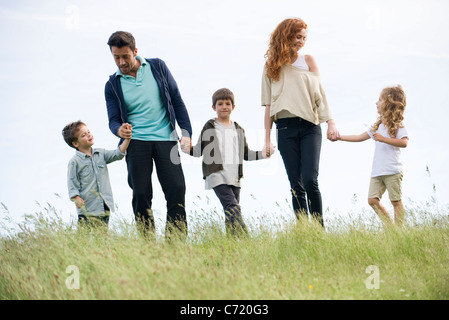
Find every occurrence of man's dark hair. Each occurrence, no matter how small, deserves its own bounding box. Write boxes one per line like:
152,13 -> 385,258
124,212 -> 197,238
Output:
62,120 -> 85,149
107,31 -> 136,51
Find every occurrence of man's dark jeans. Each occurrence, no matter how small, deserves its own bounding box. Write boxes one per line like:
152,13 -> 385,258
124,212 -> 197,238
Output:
126,139 -> 187,238
276,117 -> 323,225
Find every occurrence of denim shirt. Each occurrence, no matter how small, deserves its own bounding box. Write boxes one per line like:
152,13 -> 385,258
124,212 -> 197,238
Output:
67,148 -> 125,216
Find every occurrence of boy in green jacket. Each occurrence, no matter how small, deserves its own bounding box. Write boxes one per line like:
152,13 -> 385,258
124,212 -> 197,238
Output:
185,88 -> 272,236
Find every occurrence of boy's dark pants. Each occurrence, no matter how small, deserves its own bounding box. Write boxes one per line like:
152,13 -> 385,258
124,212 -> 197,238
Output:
213,184 -> 248,236
78,203 -> 110,230
276,117 -> 323,225
126,140 -> 187,238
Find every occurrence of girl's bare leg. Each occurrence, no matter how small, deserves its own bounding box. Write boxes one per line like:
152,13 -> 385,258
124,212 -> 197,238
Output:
368,198 -> 393,225
391,200 -> 405,227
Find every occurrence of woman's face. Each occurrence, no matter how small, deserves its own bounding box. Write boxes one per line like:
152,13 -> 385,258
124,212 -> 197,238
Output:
292,29 -> 307,52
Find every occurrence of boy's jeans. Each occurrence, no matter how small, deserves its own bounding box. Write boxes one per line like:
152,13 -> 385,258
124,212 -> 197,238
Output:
213,184 -> 248,236
126,140 -> 187,238
77,202 -> 110,230
276,117 -> 323,225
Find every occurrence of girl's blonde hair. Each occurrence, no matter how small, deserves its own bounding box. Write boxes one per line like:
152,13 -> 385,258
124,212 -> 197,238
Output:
264,18 -> 307,81
373,85 -> 406,138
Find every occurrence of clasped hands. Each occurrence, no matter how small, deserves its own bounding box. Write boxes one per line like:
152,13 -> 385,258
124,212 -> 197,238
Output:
178,135 -> 276,159
117,123 -> 133,139
118,123 -> 192,153
326,120 -> 340,142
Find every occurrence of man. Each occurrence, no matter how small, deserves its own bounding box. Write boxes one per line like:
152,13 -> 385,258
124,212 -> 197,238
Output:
104,31 -> 192,239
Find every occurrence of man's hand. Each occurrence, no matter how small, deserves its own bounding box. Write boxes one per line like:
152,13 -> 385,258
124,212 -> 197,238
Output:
180,136 -> 192,153
117,123 -> 132,139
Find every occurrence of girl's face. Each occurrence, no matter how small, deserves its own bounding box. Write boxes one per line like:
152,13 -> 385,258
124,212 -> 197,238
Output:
292,29 -> 307,52
376,95 -> 385,114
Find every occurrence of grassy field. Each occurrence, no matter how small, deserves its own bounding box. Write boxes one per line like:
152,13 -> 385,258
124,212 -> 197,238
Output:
1,207 -> 448,300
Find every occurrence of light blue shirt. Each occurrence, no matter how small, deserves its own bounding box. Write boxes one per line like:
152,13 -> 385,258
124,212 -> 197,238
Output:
118,56 -> 175,141
67,148 -> 125,216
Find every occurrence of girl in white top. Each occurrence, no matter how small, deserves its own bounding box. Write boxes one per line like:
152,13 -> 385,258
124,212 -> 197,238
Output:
338,85 -> 409,226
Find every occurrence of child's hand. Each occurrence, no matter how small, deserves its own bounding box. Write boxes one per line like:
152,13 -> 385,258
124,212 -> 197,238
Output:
118,123 -> 132,139
372,132 -> 384,143
262,143 -> 276,158
327,120 -> 340,141
72,196 -> 85,209
125,124 -> 132,139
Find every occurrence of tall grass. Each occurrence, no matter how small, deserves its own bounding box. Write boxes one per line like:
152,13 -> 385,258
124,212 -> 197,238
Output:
1,201 -> 448,300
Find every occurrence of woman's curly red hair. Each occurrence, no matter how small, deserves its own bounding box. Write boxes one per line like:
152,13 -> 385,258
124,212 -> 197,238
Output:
264,18 -> 308,81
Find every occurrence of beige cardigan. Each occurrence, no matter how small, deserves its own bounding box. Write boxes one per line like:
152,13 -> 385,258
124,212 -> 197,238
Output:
261,64 -> 332,124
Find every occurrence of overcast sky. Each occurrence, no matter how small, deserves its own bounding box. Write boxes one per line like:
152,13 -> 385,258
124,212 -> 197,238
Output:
1,0 -> 448,235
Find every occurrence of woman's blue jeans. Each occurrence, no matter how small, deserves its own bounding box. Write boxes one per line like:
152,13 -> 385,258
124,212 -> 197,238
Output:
276,117 -> 323,225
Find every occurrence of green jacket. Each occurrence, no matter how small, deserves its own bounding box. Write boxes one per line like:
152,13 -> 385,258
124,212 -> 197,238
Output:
190,119 -> 263,180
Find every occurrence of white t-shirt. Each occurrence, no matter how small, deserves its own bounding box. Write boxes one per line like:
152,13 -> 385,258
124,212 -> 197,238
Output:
367,123 -> 408,177
291,55 -> 309,71
205,120 -> 241,189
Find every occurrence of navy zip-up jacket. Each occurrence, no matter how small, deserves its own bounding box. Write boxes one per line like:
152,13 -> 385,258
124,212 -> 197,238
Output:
104,58 -> 192,141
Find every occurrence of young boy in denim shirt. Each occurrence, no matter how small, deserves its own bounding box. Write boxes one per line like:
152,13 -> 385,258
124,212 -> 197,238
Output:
62,120 -> 131,227
185,88 -> 272,236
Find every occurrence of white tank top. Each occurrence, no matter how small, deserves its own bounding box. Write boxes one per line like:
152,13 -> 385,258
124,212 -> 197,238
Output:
292,55 -> 309,71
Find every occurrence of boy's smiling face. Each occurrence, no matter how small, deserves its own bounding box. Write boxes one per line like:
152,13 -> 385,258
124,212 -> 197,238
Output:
212,99 -> 235,121
72,125 -> 94,150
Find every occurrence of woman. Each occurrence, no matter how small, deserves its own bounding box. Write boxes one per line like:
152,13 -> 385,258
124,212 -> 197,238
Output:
261,18 -> 339,225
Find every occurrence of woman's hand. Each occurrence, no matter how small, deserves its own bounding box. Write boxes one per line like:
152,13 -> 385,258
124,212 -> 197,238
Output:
263,141 -> 276,158
327,119 -> 340,141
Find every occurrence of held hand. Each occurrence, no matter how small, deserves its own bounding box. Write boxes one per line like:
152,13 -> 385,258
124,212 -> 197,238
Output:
327,120 -> 340,142
263,142 -> 276,158
180,136 -> 192,153
118,123 -> 132,139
